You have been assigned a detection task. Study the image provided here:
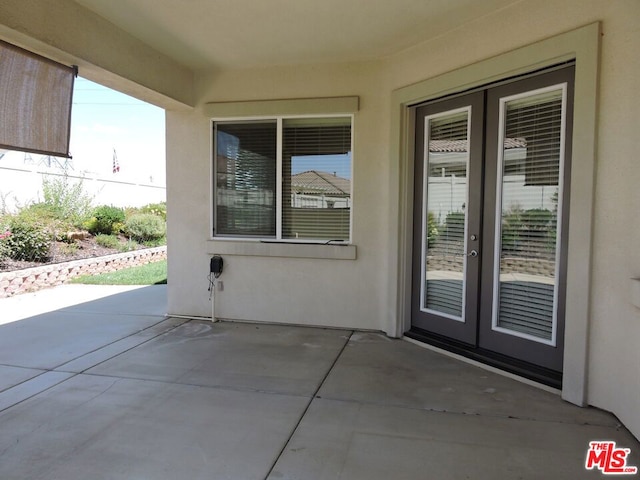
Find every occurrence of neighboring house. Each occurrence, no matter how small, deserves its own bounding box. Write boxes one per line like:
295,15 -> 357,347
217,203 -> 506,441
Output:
0,0 -> 638,441
291,170 -> 351,209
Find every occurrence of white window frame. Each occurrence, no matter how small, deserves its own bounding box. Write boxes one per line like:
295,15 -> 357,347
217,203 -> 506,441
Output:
420,106 -> 472,322
211,114 -> 354,244
490,83 -> 568,347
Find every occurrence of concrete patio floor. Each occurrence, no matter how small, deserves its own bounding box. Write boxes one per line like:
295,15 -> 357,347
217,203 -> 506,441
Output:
0,285 -> 638,479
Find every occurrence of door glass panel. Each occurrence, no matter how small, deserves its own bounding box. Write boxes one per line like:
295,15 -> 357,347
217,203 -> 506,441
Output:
421,109 -> 470,320
493,86 -> 566,343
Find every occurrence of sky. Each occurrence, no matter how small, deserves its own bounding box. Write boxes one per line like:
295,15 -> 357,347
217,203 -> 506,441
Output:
3,77 -> 352,185
291,154 -> 351,179
69,77 -> 166,184
0,77 -> 166,209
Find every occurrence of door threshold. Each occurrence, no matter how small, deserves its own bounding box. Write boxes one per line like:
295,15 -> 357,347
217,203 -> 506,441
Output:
404,329 -> 562,392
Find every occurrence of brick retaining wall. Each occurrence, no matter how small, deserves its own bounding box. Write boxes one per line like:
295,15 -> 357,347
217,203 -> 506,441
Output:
0,246 -> 166,298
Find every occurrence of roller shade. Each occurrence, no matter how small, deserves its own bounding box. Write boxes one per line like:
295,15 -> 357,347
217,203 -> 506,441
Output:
0,40 -> 75,157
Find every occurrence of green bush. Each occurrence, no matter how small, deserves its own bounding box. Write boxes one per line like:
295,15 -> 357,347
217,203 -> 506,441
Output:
5,214 -> 52,261
118,239 -> 138,252
89,205 -> 126,235
125,213 -> 166,242
501,207 -> 523,252
111,221 -> 125,235
142,236 -> 167,248
41,175 -> 93,227
520,208 -> 552,232
443,211 -> 466,240
94,234 -> 120,249
19,203 -> 74,242
0,220 -> 11,261
139,202 -> 166,221
427,211 -> 439,247
57,242 -> 79,256
0,237 -> 11,261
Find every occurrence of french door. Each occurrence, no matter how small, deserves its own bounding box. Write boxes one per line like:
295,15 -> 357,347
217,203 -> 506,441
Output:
411,65 -> 574,376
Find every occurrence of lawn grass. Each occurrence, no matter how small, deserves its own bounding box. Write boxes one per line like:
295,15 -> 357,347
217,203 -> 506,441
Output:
71,260 -> 167,285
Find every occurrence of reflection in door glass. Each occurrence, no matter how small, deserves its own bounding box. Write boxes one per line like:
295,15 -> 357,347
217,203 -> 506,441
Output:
494,87 -> 565,342
422,109 -> 469,320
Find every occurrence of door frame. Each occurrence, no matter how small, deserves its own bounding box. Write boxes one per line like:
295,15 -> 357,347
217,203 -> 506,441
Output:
388,23 -> 600,407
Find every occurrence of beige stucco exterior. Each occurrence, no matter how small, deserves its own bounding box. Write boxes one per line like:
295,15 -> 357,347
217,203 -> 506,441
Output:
0,0 -> 638,440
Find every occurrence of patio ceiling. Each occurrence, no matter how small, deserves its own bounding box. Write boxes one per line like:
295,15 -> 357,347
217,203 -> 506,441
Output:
73,0 -> 520,71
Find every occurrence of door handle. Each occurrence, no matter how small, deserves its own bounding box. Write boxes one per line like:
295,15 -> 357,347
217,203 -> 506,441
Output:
466,250 -> 478,257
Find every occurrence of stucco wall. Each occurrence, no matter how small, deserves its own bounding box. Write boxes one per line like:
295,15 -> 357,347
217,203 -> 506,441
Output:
378,0 -> 640,441
167,62 -> 391,330
3,0 -> 634,439
166,0 -> 639,438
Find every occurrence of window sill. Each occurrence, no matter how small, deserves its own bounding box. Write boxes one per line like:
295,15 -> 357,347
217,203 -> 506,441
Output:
207,239 -> 357,260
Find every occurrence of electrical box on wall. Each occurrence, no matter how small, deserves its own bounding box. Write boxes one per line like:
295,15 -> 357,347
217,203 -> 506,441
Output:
208,255 -> 224,323
210,255 -> 223,276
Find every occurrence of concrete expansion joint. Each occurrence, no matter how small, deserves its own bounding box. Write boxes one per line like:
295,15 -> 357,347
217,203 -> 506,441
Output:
265,330 -> 355,479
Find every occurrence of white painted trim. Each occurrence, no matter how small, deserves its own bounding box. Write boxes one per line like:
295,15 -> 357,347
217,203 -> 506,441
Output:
490,84 -> 567,347
210,114 -> 354,243
204,96 -> 359,117
207,239 -> 357,260
210,120 -> 216,238
349,129 -> 355,243
276,118 -> 283,240
419,106 -> 471,323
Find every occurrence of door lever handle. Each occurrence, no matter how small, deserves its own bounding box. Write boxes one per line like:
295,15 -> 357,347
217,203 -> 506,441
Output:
466,250 -> 478,258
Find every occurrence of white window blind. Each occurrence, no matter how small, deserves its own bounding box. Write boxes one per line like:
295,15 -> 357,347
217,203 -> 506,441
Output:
214,121 -> 277,237
423,110 -> 470,319
213,116 -> 352,241
282,117 -> 351,241
0,40 -> 75,157
494,87 -> 565,342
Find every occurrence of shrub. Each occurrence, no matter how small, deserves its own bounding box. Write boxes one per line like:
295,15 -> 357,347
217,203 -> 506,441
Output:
427,211 -> 439,247
57,242 -> 79,256
443,211 -> 466,240
41,175 -> 93,227
139,202 -> 166,221
95,234 -> 120,249
501,207 -> 556,253
89,205 -> 126,235
5,214 -> 52,261
118,239 -> 138,252
83,217 -> 97,233
0,220 -> 11,261
19,203 -> 74,242
111,221 -> 125,235
142,236 -> 167,248
124,213 -> 166,242
520,208 -> 552,232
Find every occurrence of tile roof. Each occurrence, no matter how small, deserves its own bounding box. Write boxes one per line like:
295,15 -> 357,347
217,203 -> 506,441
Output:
291,170 -> 350,196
